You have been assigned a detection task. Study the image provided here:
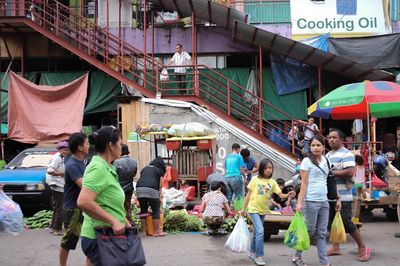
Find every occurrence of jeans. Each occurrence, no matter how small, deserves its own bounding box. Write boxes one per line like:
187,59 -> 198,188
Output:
295,201 -> 329,265
250,213 -> 265,257
226,177 -> 243,203
303,140 -> 311,154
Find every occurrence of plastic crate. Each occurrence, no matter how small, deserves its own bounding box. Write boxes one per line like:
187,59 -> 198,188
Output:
197,139 -> 212,150
166,140 -> 180,150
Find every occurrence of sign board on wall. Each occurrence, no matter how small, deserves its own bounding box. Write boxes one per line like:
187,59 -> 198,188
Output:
127,132 -> 150,143
290,0 -> 391,40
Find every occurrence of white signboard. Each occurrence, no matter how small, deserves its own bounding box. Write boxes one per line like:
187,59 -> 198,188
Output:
291,0 -> 391,39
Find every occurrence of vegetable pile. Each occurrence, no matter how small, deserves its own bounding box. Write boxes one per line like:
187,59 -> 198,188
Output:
130,205 -> 142,231
163,210 -> 206,232
221,214 -> 252,233
24,210 -> 53,229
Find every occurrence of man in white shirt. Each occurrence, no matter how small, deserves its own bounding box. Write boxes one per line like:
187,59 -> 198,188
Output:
167,44 -> 192,94
299,117 -> 319,155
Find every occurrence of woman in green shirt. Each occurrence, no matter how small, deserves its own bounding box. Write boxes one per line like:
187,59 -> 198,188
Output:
78,126 -> 129,266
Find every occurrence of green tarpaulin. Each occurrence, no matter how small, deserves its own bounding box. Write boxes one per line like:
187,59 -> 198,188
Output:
1,72 -> 37,121
85,71 -> 120,114
39,71 -> 120,114
1,68 -> 308,124
262,69 -> 307,120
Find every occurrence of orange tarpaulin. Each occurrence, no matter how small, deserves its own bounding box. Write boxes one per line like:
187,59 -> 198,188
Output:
7,71 -> 88,144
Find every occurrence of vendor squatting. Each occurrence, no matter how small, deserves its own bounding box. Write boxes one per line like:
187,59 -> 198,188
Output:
297,17 -> 378,31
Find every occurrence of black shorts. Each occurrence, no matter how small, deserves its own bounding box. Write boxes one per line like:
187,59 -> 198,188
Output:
60,208 -> 83,250
138,197 -> 160,219
329,201 -> 357,234
81,237 -> 101,266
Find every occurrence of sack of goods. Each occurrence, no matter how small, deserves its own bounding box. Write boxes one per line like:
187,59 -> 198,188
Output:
167,122 -> 213,137
225,217 -> 250,253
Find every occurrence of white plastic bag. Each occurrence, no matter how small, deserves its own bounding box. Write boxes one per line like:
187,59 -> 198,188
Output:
225,216 -> 250,253
160,68 -> 169,81
0,191 -> 24,235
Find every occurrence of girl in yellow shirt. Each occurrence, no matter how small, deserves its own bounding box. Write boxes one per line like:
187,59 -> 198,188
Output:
241,158 -> 295,266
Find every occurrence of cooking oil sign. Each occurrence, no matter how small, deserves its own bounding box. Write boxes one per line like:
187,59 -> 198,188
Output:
291,0 -> 391,39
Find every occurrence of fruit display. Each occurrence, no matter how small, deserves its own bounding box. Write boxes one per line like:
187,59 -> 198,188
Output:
23,210 -> 53,229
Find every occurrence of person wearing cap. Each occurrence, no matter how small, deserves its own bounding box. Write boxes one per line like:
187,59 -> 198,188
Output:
113,144 -> 137,222
46,140 -> 69,235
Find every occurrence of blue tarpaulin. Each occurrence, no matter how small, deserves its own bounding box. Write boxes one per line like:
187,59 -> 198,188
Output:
271,34 -> 329,95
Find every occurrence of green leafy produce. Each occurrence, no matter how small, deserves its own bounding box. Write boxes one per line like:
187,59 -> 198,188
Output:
130,205 -> 142,232
184,214 -> 205,232
163,210 -> 205,232
163,210 -> 188,232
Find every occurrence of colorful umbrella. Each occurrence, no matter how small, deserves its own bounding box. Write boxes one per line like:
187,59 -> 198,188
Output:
307,80 -> 400,120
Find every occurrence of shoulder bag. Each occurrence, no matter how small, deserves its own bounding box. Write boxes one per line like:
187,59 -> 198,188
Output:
315,157 -> 338,201
94,226 -> 146,266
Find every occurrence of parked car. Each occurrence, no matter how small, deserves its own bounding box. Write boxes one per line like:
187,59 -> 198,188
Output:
0,147 -> 57,209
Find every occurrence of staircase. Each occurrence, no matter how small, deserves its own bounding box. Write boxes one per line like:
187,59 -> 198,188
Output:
1,0 -> 304,163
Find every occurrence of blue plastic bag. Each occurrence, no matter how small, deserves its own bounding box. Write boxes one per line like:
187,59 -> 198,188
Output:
0,191 -> 24,235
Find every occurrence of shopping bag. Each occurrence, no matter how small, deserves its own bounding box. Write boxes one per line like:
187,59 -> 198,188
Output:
0,191 -> 24,235
284,212 -> 310,251
329,211 -> 347,243
160,68 -> 169,81
225,216 -> 250,253
233,196 -> 244,211
95,226 -> 146,266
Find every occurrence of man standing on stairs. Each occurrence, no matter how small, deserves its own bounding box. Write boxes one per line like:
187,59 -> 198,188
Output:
224,143 -> 246,205
167,44 -> 192,95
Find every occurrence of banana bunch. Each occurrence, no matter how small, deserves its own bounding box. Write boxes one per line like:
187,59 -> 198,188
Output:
24,210 -> 53,229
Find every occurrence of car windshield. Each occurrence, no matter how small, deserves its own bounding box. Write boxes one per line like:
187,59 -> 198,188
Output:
5,151 -> 56,169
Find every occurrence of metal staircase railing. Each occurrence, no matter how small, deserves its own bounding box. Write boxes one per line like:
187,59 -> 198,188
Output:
18,1 -> 161,97
1,0 -> 317,159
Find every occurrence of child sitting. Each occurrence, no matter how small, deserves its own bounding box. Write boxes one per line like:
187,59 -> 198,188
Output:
200,181 -> 233,234
270,178 -> 295,211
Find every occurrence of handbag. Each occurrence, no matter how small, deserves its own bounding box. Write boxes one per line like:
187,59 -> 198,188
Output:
94,226 -> 146,266
315,157 -> 338,201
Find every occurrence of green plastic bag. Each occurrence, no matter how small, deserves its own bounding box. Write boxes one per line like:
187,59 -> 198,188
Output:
284,212 -> 310,251
233,197 -> 244,211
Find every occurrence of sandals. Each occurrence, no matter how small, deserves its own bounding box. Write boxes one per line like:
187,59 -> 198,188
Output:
356,247 -> 372,262
292,257 -> 307,266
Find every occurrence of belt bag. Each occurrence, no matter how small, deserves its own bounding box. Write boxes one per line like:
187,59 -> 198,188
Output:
94,226 -> 146,266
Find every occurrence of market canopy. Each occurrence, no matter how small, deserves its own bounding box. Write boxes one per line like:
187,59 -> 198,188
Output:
308,80 -> 400,120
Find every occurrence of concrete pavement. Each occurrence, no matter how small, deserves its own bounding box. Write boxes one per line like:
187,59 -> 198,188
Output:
0,210 -> 399,266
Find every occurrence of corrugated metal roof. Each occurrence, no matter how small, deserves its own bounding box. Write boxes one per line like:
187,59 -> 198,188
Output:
150,0 -> 394,81
245,1 -> 290,24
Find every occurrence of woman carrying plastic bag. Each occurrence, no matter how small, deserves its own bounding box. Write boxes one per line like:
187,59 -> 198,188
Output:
289,135 -> 340,266
0,190 -> 24,235
225,216 -> 250,253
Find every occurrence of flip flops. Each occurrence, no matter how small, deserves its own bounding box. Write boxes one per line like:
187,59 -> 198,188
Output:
356,247 -> 372,262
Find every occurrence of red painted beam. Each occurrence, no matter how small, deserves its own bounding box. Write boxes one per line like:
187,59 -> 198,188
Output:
2,17 -> 155,98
